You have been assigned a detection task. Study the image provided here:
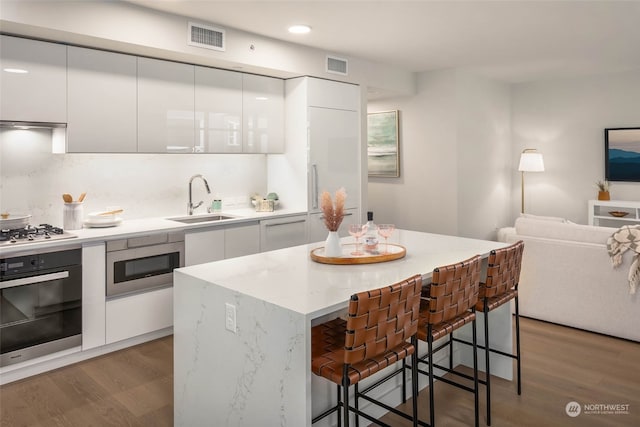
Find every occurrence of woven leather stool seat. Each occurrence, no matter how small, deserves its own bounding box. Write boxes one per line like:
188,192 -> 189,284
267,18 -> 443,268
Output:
311,275 -> 423,427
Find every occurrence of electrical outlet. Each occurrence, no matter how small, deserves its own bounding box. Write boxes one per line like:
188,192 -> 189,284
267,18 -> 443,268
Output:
225,303 -> 236,333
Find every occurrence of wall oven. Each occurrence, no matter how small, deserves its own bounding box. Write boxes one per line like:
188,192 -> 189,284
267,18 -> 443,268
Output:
0,246 -> 82,367
106,231 -> 184,298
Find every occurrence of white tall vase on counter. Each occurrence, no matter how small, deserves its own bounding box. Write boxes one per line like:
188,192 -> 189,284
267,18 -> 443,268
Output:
324,231 -> 342,257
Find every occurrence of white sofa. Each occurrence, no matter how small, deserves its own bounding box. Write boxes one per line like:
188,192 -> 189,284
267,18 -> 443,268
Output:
499,214 -> 640,342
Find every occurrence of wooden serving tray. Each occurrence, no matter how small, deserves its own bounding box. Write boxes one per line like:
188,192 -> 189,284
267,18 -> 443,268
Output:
310,243 -> 406,265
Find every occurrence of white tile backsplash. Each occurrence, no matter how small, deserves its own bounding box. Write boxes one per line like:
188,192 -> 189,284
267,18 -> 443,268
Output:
0,128 -> 268,226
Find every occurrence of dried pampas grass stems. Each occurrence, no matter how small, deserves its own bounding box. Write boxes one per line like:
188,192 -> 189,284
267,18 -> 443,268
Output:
320,188 -> 346,232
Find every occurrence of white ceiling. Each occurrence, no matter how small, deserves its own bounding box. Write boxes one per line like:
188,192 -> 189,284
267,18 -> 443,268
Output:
124,0 -> 640,83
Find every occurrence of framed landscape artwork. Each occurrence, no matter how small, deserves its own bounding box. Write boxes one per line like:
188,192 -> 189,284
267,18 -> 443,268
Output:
367,110 -> 399,177
605,127 -> 640,182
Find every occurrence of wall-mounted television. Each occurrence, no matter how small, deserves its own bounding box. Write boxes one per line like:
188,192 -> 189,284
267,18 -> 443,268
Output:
605,127 -> 640,182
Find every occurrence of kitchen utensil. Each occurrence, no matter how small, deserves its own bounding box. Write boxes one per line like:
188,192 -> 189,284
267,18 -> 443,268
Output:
0,213 -> 32,229
96,209 -> 124,216
78,192 -> 87,202
62,193 -> 73,203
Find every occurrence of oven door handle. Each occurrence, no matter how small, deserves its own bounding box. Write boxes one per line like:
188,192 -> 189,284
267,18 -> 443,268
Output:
0,271 -> 70,289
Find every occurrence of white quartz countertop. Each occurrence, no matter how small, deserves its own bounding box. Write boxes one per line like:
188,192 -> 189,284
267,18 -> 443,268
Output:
0,208 -> 306,256
175,229 -> 509,319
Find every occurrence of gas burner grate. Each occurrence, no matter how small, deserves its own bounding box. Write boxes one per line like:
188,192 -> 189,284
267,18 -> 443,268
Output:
0,224 -> 76,246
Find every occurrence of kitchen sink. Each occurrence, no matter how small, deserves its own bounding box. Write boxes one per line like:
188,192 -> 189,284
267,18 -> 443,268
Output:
167,214 -> 237,224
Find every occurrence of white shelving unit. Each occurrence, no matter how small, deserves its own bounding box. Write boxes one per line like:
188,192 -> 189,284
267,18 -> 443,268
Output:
588,199 -> 640,226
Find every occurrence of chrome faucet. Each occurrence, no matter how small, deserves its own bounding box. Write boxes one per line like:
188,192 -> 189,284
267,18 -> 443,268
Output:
188,174 -> 211,215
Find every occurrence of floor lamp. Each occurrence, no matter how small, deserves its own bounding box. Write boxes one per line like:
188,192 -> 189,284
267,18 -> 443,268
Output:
519,148 -> 545,213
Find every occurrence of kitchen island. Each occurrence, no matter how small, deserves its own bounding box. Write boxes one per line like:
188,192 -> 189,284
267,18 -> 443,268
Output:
173,229 -> 512,426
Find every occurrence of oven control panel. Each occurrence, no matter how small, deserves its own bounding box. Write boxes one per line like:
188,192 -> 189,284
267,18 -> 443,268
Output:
0,247 -> 81,279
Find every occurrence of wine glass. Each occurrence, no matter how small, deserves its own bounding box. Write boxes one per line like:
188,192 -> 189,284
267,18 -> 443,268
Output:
348,224 -> 368,256
377,224 -> 396,254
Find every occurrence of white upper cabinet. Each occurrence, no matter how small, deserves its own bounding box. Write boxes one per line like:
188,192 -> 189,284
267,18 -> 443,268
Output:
306,78 -> 360,111
0,36 -> 66,123
242,74 -> 284,153
308,106 -> 360,210
138,57 -> 195,153
195,66 -> 243,153
67,47 -> 137,153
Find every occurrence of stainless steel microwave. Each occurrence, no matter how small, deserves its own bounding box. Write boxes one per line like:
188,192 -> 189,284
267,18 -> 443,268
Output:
106,231 -> 184,298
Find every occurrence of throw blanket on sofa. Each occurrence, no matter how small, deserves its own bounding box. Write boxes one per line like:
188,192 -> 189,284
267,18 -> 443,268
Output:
607,225 -> 640,294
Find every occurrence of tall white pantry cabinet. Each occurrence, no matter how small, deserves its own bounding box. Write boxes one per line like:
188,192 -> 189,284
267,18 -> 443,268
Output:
273,77 -> 362,243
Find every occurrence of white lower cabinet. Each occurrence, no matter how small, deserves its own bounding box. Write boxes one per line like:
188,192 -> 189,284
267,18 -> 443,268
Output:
185,228 -> 225,266
185,223 -> 260,266
260,215 -> 307,251
225,224 -> 260,258
82,242 -> 106,350
105,286 -> 173,344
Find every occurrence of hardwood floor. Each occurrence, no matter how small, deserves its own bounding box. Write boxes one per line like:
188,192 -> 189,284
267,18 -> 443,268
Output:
381,317 -> 640,427
0,337 -> 173,427
1,317 -> 639,426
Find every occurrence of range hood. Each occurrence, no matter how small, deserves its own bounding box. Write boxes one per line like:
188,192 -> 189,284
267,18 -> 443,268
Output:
0,121 -> 67,129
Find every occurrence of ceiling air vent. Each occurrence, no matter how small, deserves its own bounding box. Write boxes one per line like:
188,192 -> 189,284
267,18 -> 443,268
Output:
188,21 -> 225,51
326,55 -> 348,76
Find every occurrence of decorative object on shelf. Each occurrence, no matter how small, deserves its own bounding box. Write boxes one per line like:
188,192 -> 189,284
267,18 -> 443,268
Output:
596,180 -> 610,200
604,127 -> 640,182
609,211 -> 629,218
250,192 -> 279,212
518,148 -> 545,213
367,110 -> 400,177
320,188 -> 346,257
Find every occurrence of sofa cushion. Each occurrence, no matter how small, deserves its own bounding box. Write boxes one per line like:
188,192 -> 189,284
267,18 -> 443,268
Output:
514,217 -> 614,245
520,213 -> 568,223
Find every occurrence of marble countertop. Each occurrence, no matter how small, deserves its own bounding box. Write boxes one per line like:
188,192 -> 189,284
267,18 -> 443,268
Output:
176,229 -> 508,319
0,207 -> 306,256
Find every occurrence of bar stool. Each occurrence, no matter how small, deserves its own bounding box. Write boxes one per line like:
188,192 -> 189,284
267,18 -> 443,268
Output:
452,240 -> 524,425
311,275 -> 422,427
416,255 -> 482,427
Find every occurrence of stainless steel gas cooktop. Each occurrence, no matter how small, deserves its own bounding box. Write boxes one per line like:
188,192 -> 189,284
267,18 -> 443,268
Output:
0,224 -> 77,247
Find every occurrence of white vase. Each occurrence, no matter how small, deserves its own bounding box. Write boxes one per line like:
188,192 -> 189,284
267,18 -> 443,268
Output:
324,231 -> 342,257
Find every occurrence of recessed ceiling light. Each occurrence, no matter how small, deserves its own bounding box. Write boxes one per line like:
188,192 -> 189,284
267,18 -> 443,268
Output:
288,25 -> 311,34
3,68 -> 28,74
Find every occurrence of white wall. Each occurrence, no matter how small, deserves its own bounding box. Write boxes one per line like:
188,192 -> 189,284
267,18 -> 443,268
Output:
0,129 -> 267,225
0,0 -> 415,98
368,70 -> 512,239
511,69 -> 640,224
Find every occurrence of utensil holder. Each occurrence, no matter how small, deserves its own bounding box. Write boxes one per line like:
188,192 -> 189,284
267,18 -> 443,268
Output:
63,202 -> 84,230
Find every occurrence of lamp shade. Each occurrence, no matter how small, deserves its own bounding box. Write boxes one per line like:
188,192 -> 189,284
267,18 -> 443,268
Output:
518,151 -> 544,172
